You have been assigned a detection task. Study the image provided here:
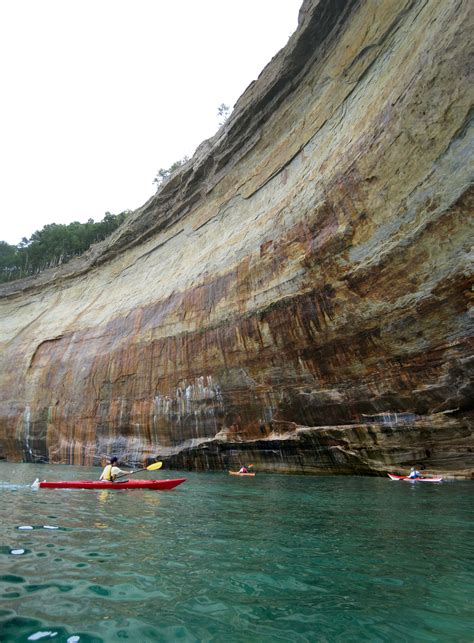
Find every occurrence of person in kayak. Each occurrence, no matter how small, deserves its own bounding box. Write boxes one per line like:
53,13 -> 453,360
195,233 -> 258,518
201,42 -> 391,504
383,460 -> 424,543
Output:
238,465 -> 249,473
100,457 -> 133,482
408,467 -> 422,479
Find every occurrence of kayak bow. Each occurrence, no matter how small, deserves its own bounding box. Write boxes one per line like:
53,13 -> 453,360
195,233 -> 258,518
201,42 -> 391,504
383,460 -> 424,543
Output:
387,473 -> 443,483
36,478 -> 186,490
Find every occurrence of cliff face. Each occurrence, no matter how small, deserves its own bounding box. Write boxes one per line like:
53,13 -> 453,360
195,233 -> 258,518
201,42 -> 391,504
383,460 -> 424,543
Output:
0,0 -> 473,477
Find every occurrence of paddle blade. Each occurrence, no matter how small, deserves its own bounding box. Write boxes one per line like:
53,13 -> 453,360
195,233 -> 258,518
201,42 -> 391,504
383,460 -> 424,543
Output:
146,461 -> 162,471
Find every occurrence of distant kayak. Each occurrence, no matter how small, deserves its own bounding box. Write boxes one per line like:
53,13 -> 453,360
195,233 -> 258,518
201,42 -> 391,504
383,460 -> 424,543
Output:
387,474 -> 443,483
36,478 -> 186,490
228,471 -> 255,477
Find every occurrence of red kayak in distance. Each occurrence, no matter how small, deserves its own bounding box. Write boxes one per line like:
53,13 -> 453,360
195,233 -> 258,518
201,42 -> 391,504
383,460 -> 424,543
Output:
387,474 -> 443,483
36,478 -> 186,490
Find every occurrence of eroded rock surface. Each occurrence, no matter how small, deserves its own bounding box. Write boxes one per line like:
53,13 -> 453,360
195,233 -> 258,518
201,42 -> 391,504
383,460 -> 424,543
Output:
0,0 -> 473,477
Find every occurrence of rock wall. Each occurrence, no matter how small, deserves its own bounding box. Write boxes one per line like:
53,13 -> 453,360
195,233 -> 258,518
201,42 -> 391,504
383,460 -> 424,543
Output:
0,0 -> 473,477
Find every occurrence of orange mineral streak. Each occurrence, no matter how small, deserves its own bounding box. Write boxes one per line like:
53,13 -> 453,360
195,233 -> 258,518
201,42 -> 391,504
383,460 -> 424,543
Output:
0,0 -> 472,476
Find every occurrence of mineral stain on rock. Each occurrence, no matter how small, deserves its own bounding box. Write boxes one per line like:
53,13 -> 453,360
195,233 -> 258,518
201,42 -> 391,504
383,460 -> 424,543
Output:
0,0 -> 472,477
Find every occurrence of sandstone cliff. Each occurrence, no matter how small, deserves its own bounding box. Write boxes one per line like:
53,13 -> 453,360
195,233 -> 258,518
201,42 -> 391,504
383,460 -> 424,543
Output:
0,0 -> 473,477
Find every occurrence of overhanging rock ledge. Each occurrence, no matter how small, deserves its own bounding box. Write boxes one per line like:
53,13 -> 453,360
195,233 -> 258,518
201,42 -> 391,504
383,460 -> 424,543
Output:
0,0 -> 472,477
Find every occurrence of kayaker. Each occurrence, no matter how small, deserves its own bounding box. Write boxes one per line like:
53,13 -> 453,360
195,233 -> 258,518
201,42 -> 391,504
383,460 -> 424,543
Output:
408,467 -> 422,479
100,457 -> 133,482
238,465 -> 249,474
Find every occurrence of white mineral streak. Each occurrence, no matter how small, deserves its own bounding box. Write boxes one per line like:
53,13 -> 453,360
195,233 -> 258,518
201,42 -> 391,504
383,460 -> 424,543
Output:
0,0 -> 472,476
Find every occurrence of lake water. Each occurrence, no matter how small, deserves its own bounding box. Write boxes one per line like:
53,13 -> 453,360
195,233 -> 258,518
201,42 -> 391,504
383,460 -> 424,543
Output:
0,463 -> 472,642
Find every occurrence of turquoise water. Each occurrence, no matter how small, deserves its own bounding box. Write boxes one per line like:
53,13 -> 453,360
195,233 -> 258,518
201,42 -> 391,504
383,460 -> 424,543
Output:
0,463 -> 472,642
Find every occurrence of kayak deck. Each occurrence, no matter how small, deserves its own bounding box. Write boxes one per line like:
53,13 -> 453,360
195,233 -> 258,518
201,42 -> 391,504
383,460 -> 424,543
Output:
38,478 -> 186,490
387,473 -> 443,482
228,471 -> 255,477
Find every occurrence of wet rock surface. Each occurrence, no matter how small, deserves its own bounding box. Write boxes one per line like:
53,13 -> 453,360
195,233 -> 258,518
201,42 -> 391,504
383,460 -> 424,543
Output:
0,0 -> 472,476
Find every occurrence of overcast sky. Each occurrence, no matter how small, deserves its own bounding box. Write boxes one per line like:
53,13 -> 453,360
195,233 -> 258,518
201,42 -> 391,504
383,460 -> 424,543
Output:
0,0 -> 301,245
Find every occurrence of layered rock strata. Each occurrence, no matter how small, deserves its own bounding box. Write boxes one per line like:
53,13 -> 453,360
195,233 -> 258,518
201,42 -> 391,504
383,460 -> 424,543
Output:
0,0 -> 473,477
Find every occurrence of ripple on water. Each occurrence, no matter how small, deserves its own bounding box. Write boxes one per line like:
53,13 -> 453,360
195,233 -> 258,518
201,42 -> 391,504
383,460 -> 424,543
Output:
0,615 -> 102,642
16,525 -> 62,530
25,583 -> 75,594
0,575 -> 25,584
0,469 -> 472,642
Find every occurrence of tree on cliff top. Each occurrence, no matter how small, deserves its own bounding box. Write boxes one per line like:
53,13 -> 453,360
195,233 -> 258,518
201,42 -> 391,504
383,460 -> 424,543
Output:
0,210 -> 129,283
217,103 -> 230,125
152,156 -> 189,191
152,103 -> 231,191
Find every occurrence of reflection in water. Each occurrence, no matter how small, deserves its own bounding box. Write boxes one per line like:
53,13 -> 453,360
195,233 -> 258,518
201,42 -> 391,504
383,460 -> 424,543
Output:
0,463 -> 472,642
141,494 -> 161,509
97,490 -> 111,505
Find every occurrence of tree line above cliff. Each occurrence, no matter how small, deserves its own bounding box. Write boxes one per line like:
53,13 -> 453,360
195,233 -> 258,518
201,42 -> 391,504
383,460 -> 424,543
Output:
0,105 -> 231,284
0,211 -> 129,283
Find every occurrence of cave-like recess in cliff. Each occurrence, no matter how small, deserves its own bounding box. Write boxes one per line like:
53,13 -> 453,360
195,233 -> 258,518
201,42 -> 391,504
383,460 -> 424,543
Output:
0,0 -> 472,477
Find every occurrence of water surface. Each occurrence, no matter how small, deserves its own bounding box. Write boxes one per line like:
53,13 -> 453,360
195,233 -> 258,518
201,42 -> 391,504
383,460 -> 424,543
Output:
0,463 -> 472,641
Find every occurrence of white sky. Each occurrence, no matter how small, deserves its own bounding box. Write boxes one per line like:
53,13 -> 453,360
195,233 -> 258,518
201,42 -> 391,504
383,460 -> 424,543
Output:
0,0 -> 301,245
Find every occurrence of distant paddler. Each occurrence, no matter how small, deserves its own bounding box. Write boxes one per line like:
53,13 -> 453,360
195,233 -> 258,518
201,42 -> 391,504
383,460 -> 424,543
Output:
229,464 -> 255,476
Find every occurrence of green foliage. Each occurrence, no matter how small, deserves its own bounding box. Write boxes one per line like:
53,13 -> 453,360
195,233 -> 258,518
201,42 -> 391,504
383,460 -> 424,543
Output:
0,241 -> 21,281
153,156 -> 189,190
152,102 -> 231,192
0,211 -> 129,283
217,103 -> 230,125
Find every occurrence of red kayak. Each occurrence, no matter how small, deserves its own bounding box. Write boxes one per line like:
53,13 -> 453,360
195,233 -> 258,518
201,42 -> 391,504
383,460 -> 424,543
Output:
35,478 -> 186,490
387,473 -> 443,483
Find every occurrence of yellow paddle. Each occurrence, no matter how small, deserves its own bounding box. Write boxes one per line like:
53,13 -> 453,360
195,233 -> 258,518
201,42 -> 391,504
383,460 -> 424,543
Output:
115,461 -> 162,480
